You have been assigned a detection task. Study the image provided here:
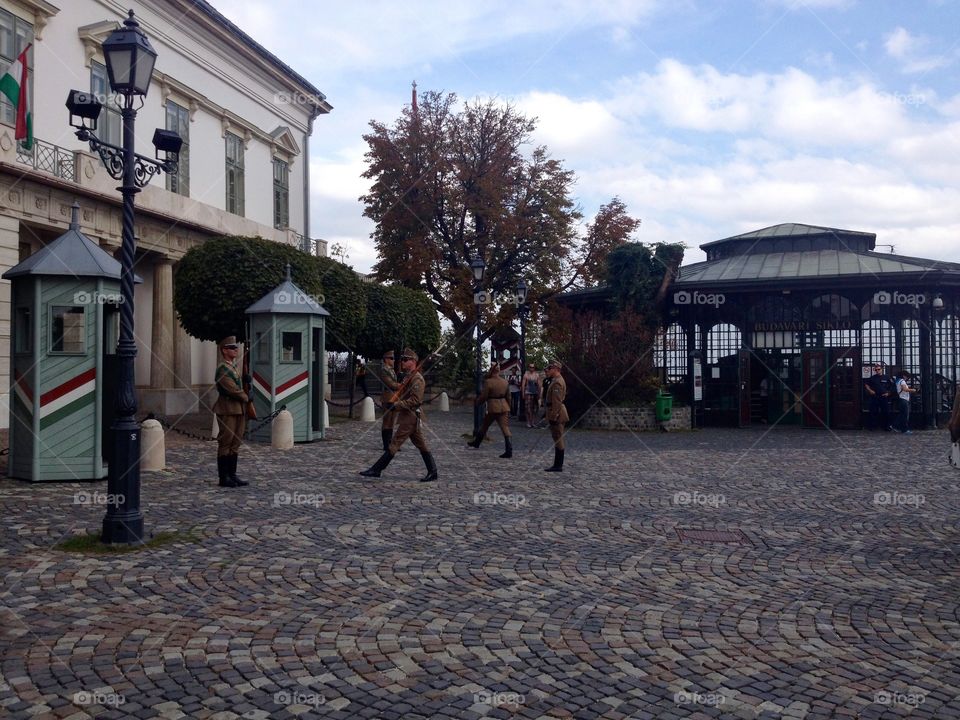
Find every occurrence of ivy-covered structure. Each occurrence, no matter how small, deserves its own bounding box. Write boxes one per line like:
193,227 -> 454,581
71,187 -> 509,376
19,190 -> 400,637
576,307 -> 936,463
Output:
559,223 -> 960,430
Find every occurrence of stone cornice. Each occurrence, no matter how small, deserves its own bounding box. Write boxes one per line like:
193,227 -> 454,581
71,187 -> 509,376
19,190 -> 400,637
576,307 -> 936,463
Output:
5,0 -> 60,40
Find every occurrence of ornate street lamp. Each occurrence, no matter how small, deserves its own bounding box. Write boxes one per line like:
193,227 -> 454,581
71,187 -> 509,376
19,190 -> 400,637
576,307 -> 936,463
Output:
515,278 -> 530,425
470,256 -> 487,438
66,10 -> 181,544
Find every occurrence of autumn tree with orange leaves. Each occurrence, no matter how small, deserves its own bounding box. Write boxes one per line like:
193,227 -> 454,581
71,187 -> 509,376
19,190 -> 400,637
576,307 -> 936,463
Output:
361,90 -> 638,341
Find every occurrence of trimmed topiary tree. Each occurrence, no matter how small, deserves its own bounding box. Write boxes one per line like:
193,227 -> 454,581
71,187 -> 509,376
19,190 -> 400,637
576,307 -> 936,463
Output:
355,283 -> 441,360
173,236 -> 366,351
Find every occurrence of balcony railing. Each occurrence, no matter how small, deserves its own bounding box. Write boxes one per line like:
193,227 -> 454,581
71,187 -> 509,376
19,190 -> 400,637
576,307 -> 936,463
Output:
290,231 -> 326,257
16,138 -> 78,183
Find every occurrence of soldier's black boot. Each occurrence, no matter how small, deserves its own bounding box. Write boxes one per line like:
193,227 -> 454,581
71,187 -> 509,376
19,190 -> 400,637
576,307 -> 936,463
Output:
229,454 -> 248,486
381,429 -> 393,452
218,456 -> 236,487
467,431 -> 485,448
499,437 -> 513,459
544,448 -> 564,472
419,451 -> 438,482
360,451 -> 394,478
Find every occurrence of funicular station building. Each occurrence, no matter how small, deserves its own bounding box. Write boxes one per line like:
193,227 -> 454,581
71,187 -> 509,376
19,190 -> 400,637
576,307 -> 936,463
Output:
562,223 -> 960,430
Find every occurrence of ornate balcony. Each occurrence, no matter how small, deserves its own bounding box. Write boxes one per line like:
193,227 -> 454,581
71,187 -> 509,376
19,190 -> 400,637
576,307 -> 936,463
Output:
16,138 -> 78,183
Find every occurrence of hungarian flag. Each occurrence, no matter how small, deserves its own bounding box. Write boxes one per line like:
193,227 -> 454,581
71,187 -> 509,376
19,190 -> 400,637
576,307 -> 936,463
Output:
0,44 -> 32,150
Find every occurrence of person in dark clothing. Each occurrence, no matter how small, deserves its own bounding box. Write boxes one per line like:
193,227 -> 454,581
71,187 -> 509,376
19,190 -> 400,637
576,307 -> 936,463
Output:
355,358 -> 369,398
864,363 -> 895,431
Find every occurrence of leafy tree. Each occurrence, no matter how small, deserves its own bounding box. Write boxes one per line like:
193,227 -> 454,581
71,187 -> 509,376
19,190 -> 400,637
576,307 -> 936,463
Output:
355,283 -> 441,360
362,90 -> 631,339
579,198 -> 642,286
174,236 -> 366,351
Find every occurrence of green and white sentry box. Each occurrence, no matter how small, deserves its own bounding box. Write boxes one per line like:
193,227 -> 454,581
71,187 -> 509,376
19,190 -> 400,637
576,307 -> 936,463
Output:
245,266 -> 330,443
2,204 -> 134,481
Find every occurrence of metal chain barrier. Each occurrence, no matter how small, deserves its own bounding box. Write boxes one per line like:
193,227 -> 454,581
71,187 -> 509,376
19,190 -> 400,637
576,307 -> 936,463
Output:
139,405 -> 287,442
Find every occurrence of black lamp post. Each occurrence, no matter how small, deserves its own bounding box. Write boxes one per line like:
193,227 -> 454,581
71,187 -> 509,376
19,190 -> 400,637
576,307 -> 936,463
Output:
516,277 -> 529,370
66,9 -> 181,544
470,256 -> 486,438
924,293 -> 945,429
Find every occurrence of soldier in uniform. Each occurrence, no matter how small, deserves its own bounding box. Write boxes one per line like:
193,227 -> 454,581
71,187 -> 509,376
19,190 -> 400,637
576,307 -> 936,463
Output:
378,350 -> 400,451
467,363 -> 513,458
543,359 -> 569,472
360,348 -> 438,482
213,336 -> 249,487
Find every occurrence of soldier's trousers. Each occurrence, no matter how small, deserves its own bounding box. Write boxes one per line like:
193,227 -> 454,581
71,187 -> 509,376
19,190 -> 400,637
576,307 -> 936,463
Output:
381,407 -> 397,431
217,413 -> 245,456
389,410 -> 428,454
549,421 -> 565,450
479,411 -> 511,438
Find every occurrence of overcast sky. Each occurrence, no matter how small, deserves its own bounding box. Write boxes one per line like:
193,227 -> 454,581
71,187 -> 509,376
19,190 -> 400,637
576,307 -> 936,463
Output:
216,0 -> 960,274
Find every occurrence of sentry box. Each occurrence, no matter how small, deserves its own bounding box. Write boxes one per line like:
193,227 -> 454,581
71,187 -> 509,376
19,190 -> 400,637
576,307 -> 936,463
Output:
3,204 -> 134,481
245,265 -> 329,442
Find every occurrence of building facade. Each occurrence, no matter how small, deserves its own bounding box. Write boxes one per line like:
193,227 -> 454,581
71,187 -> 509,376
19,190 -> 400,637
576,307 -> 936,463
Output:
0,0 -> 330,427
561,223 -> 960,430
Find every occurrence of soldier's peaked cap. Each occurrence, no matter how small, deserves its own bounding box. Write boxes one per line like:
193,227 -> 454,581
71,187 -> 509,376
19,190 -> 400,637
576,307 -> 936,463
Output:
401,348 -> 418,361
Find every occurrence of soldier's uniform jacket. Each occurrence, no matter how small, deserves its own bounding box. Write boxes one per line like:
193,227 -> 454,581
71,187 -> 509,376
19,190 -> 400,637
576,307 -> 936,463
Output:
213,360 -> 247,415
477,375 -> 510,414
545,374 -> 569,424
380,365 -> 400,406
393,371 -> 425,414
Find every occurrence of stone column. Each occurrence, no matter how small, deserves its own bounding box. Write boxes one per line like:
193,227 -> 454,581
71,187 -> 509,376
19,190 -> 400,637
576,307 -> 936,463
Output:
174,317 -> 192,389
0,214 -> 20,430
150,258 -> 175,389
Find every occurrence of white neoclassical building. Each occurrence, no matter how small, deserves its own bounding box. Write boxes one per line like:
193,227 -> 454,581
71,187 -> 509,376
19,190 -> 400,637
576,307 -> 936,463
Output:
0,0 -> 331,427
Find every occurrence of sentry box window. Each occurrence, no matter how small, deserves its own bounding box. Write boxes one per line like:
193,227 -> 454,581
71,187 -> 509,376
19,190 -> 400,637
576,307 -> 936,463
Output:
50,306 -> 85,354
281,331 -> 302,363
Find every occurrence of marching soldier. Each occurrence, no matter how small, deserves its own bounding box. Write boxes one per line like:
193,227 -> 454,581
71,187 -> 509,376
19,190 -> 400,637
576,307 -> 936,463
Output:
543,359 -> 568,472
467,363 -> 513,458
379,350 -> 400,451
360,348 -> 438,482
213,336 -> 249,487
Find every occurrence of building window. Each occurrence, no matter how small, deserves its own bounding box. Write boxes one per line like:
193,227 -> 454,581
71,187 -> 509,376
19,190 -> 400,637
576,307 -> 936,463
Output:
255,331 -> 269,363
90,61 -> 120,147
50,306 -> 85,354
225,131 -> 244,215
14,307 -> 30,353
273,158 -> 289,229
281,331 -> 301,362
165,100 -> 189,196
0,10 -> 32,132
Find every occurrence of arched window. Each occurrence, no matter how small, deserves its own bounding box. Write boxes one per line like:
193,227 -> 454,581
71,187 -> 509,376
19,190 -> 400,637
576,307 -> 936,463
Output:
654,323 -> 688,380
810,294 -> 859,347
862,319 -> 895,367
901,319 -> 919,375
708,323 -> 741,364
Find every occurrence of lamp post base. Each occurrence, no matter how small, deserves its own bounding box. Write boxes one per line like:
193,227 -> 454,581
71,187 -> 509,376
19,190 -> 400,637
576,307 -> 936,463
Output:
101,418 -> 143,544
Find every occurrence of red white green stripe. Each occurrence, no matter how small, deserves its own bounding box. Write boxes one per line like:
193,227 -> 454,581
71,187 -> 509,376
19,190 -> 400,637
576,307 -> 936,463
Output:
13,370 -> 32,416
0,44 -> 32,150
39,367 -> 95,429
276,371 -> 308,403
252,371 -> 271,401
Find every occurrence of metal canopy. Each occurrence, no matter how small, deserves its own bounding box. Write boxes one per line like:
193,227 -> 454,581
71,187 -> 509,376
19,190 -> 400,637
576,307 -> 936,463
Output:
2,203 -> 138,281
245,264 -> 331,316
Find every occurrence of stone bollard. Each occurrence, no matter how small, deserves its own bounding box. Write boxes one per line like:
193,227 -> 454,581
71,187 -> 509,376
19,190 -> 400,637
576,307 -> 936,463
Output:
323,401 -> 329,429
439,392 -> 450,412
211,412 -> 219,439
272,409 -> 294,449
140,418 -> 165,471
360,396 -> 376,422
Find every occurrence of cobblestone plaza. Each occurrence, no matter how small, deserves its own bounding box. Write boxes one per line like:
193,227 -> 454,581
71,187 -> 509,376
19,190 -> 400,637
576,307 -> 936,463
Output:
1,411 -> 958,718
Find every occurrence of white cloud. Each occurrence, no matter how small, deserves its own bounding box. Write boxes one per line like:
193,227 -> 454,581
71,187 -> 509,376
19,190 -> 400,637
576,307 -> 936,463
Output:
515,92 -> 621,155
883,26 -> 951,74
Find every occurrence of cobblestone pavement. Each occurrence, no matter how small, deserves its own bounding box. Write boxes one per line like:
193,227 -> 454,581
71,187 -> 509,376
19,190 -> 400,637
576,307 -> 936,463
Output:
1,410 -> 959,719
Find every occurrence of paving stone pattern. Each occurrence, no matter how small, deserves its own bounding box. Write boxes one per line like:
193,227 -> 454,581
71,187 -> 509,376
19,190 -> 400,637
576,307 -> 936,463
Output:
1,411 -> 958,719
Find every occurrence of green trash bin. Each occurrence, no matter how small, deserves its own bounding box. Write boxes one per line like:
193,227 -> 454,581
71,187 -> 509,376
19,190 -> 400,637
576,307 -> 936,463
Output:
655,390 -> 673,421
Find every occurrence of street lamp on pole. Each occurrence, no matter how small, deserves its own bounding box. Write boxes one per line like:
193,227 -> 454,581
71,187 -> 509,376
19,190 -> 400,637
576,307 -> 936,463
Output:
516,278 -> 529,371
470,256 -> 487,438
66,9 -> 181,544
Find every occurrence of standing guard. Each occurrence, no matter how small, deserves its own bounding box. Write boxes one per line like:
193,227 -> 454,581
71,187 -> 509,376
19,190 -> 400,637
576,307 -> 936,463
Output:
214,336 -> 250,487
468,363 -> 513,458
543,359 -> 568,472
378,350 -> 400,451
360,348 -> 438,482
